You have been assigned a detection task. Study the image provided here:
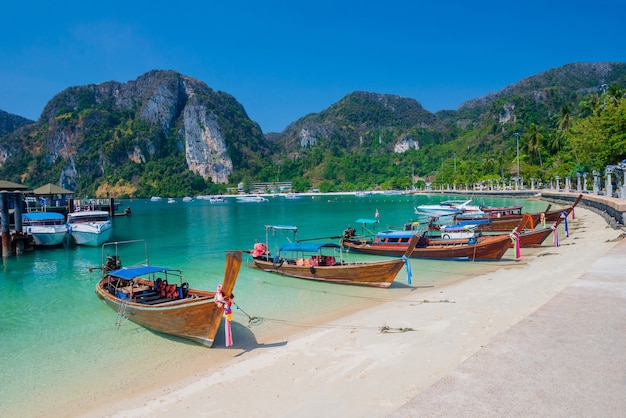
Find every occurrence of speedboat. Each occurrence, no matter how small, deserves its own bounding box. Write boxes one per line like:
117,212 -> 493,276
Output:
66,210 -> 113,246
236,194 -> 269,202
22,212 -> 68,246
414,199 -> 479,216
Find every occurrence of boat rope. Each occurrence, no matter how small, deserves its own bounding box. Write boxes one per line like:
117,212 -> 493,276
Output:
259,316 -> 417,334
232,301 -> 264,326
255,299 -> 455,332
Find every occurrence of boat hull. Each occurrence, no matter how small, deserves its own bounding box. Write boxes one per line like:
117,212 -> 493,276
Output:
95,249 -> 242,347
95,283 -> 224,347
343,234 -> 512,261
28,226 -> 68,246
70,223 -> 112,246
250,257 -> 405,288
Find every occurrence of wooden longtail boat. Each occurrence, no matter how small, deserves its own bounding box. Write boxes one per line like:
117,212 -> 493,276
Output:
247,225 -> 416,288
461,195 -> 582,232
341,227 -> 513,261
94,240 -> 242,347
501,213 -> 560,248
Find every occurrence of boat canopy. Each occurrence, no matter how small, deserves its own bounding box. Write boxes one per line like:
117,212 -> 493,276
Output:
354,218 -> 379,225
108,265 -> 172,280
265,225 -> 298,232
377,230 -> 419,239
279,242 -> 341,253
22,212 -> 65,221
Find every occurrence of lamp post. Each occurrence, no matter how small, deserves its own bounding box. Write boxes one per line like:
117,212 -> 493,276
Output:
514,132 -> 521,189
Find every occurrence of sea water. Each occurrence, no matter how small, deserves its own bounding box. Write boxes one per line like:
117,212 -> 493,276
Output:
0,193 -> 548,416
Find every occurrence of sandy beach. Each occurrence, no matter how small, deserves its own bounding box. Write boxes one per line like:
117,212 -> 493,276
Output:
76,206 -> 623,418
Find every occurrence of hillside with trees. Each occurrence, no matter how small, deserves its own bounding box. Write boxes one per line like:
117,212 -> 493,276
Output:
0,62 -> 625,196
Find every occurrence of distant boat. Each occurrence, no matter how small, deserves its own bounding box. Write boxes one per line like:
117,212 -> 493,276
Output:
182,196 -> 193,202
208,196 -> 225,203
66,210 -> 112,247
284,193 -> 302,199
236,195 -> 269,203
94,240 -> 243,347
167,198 -> 176,204
22,212 -> 68,246
150,196 -> 162,202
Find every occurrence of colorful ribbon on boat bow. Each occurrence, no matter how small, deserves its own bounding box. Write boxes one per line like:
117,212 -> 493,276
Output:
401,255 -> 412,285
510,229 -> 521,259
215,285 -> 233,347
551,222 -> 559,247
561,211 -> 569,237
540,213 -> 546,228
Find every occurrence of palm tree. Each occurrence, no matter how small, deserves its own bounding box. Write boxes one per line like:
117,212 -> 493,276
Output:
550,104 -> 572,155
556,104 -> 571,132
526,123 -> 543,166
579,93 -> 600,117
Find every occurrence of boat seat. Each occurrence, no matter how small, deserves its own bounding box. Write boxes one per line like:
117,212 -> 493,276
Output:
142,297 -> 175,305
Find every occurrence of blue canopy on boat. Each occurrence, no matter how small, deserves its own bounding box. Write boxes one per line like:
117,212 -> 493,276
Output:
265,225 -> 298,231
279,242 -> 341,253
377,230 -> 418,239
354,218 -> 379,225
108,265 -> 172,279
22,212 -> 65,221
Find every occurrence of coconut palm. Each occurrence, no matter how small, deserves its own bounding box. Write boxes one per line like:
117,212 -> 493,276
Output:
525,123 -> 543,166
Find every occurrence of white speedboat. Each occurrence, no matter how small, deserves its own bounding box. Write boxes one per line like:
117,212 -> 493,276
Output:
22,212 -> 68,246
236,195 -> 269,202
415,199 -> 479,216
66,210 -> 113,246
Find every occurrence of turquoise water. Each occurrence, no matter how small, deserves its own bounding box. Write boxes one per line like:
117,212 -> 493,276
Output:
0,194 -> 547,416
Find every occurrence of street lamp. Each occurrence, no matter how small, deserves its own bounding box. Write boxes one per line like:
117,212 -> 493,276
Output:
514,132 -> 521,189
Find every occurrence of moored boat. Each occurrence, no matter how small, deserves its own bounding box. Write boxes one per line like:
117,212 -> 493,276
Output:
248,225 -> 415,288
342,227 -> 513,261
66,210 -> 112,246
94,240 -> 243,347
237,194 -> 269,202
22,212 -> 68,246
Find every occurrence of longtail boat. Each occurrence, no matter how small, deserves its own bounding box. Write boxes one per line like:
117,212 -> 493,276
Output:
341,225 -> 513,261
247,225 -> 415,288
94,240 -> 242,347
458,195 -> 582,232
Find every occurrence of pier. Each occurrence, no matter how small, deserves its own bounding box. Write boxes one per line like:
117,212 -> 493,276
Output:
1,180 -> 125,257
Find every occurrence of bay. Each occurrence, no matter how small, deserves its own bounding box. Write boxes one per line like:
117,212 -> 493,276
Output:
0,193 -> 547,417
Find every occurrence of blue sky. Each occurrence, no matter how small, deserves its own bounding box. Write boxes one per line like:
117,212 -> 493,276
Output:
1,1 -> 624,133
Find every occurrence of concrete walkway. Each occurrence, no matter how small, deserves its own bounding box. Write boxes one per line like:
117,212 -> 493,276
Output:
390,237 -> 626,417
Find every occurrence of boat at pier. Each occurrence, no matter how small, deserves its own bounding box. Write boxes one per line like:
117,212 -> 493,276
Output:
66,210 -> 112,246
22,212 -> 68,246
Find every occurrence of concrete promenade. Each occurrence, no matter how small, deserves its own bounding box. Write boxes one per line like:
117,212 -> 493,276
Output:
390,231 -> 626,416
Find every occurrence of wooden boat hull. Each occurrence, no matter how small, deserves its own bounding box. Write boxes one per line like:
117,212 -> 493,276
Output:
95,285 -> 224,346
464,195 -> 582,231
95,249 -> 242,347
342,234 -> 512,261
516,227 -> 555,247
250,257 -> 406,288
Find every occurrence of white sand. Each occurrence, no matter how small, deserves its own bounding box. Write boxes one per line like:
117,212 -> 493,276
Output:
79,207 -> 622,418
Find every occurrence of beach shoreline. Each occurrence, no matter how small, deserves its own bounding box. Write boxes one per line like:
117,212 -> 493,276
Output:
69,206 -> 623,418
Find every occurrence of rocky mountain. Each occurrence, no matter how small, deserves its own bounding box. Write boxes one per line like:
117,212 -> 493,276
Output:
0,110 -> 33,136
1,62 -> 624,195
0,70 -> 269,196
273,62 -> 626,156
